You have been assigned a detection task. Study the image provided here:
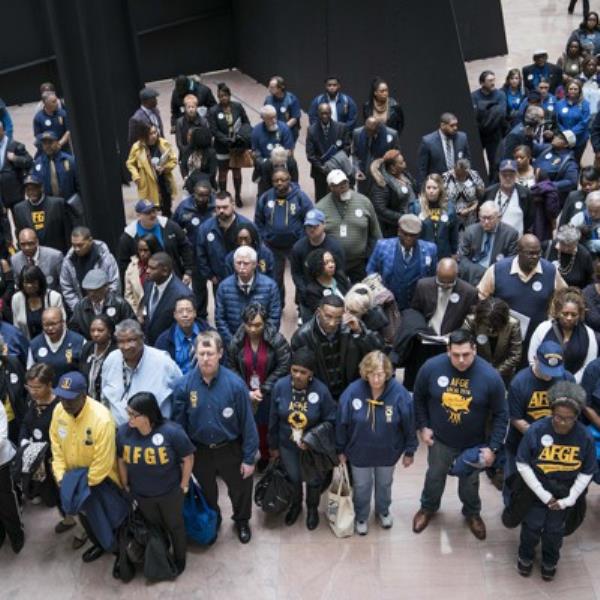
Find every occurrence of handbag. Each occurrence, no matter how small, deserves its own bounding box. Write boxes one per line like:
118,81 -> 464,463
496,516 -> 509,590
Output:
326,463 -> 355,538
183,479 -> 218,545
229,148 -> 254,169
254,459 -> 295,514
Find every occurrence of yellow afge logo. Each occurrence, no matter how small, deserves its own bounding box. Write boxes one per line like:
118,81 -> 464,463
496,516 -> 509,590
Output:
537,444 -> 582,474
440,377 -> 472,425
526,391 -> 551,420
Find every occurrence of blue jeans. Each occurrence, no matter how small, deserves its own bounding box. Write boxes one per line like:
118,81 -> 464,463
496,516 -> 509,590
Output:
518,501 -> 566,568
420,439 -> 481,516
351,465 -> 395,521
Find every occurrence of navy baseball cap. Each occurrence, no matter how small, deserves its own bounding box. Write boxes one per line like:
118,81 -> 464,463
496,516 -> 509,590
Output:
499,159 -> 517,173
134,199 -> 157,214
54,372 -> 87,400
536,340 -> 565,378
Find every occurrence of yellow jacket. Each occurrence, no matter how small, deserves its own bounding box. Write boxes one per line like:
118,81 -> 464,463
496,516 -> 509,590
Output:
50,398 -> 120,487
126,138 -> 178,206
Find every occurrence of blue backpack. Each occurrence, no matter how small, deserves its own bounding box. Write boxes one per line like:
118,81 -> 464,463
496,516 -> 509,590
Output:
183,479 -> 218,545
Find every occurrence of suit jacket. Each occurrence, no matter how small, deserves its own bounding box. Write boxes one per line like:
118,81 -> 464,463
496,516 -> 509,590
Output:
351,126 -> 399,173
522,63 -> 563,94
11,246 -> 64,291
458,221 -> 519,264
410,277 -> 478,335
140,276 -> 194,345
127,106 -> 164,146
0,139 -> 32,208
417,130 -> 471,185
305,120 -> 351,178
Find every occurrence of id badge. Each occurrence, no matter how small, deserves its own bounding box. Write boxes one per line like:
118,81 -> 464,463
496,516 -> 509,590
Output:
339,224 -> 348,238
291,428 -> 303,444
250,374 -> 261,390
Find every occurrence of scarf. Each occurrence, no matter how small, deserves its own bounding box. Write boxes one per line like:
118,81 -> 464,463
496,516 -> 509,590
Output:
174,323 -> 200,374
366,398 -> 384,431
242,336 -> 269,388
136,221 -> 164,248
138,259 -> 149,287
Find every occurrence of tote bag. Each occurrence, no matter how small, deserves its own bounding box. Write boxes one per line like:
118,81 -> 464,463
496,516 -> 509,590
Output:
326,463 -> 355,538
183,479 -> 218,545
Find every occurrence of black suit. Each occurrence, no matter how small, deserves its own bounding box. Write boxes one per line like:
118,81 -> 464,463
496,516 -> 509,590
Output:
140,275 -> 194,345
417,130 -> 471,186
14,196 -> 73,254
410,277 -> 479,335
0,139 -> 32,209
305,120 -> 351,200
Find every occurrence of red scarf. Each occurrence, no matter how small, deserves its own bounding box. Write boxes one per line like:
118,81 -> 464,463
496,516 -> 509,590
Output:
138,260 -> 149,287
242,336 -> 268,386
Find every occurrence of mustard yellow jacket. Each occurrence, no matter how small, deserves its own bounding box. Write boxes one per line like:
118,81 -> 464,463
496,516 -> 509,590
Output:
50,398 -> 120,487
126,138 -> 178,206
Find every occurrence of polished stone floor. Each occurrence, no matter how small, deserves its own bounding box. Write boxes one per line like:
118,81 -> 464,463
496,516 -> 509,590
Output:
4,1 -> 600,598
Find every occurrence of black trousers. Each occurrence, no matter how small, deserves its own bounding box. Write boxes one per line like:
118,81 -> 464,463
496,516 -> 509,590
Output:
268,245 -> 288,305
137,487 -> 186,566
568,0 -> 590,16
0,463 -> 23,544
312,172 -> 329,202
193,441 -> 253,523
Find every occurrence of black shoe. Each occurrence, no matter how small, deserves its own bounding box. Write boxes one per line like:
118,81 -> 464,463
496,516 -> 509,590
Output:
54,519 -> 76,534
9,531 -> 24,554
235,194 -> 243,208
306,507 -> 320,531
541,564 -> 556,581
112,557 -> 121,579
236,521 -> 252,544
175,560 -> 186,575
82,545 -> 104,563
285,504 -> 302,526
257,458 -> 269,474
517,557 -> 533,577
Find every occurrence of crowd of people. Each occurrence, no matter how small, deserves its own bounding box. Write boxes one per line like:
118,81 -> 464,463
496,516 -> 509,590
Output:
3,11 -> 600,585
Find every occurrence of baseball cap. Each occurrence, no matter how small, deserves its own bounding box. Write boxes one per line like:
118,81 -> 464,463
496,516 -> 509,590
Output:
82,269 -> 109,290
326,169 -> 348,186
536,340 -> 565,378
304,209 -> 325,227
134,199 -> 157,214
499,159 -> 517,173
54,372 -> 87,400
533,49 -> 548,57
24,174 -> 42,186
40,131 -> 58,141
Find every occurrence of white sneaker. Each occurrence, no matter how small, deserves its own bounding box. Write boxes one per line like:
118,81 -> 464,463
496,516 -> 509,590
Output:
355,520 -> 368,535
377,512 -> 393,529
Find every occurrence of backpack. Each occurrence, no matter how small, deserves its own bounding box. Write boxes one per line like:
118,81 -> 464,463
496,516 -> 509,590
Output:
254,459 -> 295,514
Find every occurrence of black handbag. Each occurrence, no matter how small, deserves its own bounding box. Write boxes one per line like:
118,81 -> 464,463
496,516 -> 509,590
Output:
254,459 -> 295,514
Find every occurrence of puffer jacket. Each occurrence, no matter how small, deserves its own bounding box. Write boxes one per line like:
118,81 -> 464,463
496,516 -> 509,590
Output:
369,158 -> 417,238
215,273 -> 281,346
254,182 -> 313,249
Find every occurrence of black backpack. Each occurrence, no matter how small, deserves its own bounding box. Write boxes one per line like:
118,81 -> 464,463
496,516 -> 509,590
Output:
254,459 -> 295,514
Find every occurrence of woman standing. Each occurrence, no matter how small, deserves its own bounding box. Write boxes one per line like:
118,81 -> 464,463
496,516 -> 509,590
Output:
514,145 -> 537,188
80,316 -> 116,401
528,287 -> 598,382
304,249 -> 351,314
363,77 -> 404,137
557,40 -> 585,83
124,234 -> 161,314
411,174 -> 459,259
181,126 -> 218,189
126,124 -> 178,216
11,265 -> 64,340
224,221 -> 275,279
569,12 -> 600,56
503,69 -> 526,127
208,83 -> 251,207
268,348 -> 336,529
117,392 -> 195,575
229,303 -> 291,472
555,79 -> 591,164
578,56 -> 600,121
336,351 -> 417,535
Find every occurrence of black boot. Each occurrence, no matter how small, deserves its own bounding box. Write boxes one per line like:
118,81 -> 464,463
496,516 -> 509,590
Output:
218,180 -> 227,193
285,503 -> 302,526
233,177 -> 243,207
306,486 -> 321,531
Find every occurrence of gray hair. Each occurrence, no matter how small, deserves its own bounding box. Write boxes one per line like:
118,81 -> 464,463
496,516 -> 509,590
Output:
270,146 -> 288,163
556,224 -> 581,245
524,105 -> 544,122
548,381 -> 586,415
586,190 -> 600,206
115,319 -> 144,339
233,245 -> 257,263
479,200 -> 500,216
260,105 -> 277,118
194,330 -> 223,352
344,283 -> 373,316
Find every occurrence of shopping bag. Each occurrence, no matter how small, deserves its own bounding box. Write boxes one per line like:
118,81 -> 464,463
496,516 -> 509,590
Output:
183,479 -> 218,545
326,463 -> 355,537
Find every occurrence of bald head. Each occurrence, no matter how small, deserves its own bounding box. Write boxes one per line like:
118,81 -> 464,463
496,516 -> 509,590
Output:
436,258 -> 458,288
18,228 -> 39,257
517,234 -> 542,274
365,117 -> 379,135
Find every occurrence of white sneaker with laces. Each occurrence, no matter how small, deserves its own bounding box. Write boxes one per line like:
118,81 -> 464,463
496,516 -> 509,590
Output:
355,520 -> 368,535
377,512 -> 393,529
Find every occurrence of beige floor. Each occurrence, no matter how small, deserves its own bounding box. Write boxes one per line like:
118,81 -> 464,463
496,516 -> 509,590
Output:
4,1 -> 600,598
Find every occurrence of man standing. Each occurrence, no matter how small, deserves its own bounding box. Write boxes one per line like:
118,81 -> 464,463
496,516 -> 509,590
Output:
215,246 -> 281,347
458,201 -> 519,285
139,252 -> 194,345
173,331 -> 258,544
471,71 -> 507,180
60,226 -> 120,311
196,191 -> 252,290
102,320 -> 182,425
50,371 -> 126,563
305,102 -> 351,201
251,105 -> 295,163
499,105 -> 545,163
11,228 -> 63,292
317,169 -> 381,282
308,76 -> 358,132
522,50 -> 563,93
255,168 -> 313,304
478,234 -> 567,359
412,329 -> 508,540
0,120 -> 32,215
128,87 -> 164,146
33,131 -> 78,200
366,214 -> 437,310
417,113 -> 472,186
33,92 -> 70,153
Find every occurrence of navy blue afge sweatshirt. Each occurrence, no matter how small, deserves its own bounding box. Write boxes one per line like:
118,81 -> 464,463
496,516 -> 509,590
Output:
336,378 -> 418,467
413,354 -> 508,451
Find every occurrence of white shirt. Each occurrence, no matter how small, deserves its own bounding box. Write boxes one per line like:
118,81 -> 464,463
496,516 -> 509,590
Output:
428,286 -> 452,334
329,95 -> 338,121
496,187 -> 523,236
150,274 -> 173,307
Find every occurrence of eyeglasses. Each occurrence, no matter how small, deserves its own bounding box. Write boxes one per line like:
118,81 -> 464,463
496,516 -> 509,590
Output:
552,414 -> 576,424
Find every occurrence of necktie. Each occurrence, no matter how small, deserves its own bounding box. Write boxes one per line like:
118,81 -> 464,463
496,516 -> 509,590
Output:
26,256 -> 34,266
242,284 -> 250,295
480,232 -> 492,263
148,285 -> 160,318
445,137 -> 454,171
49,159 -> 60,196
